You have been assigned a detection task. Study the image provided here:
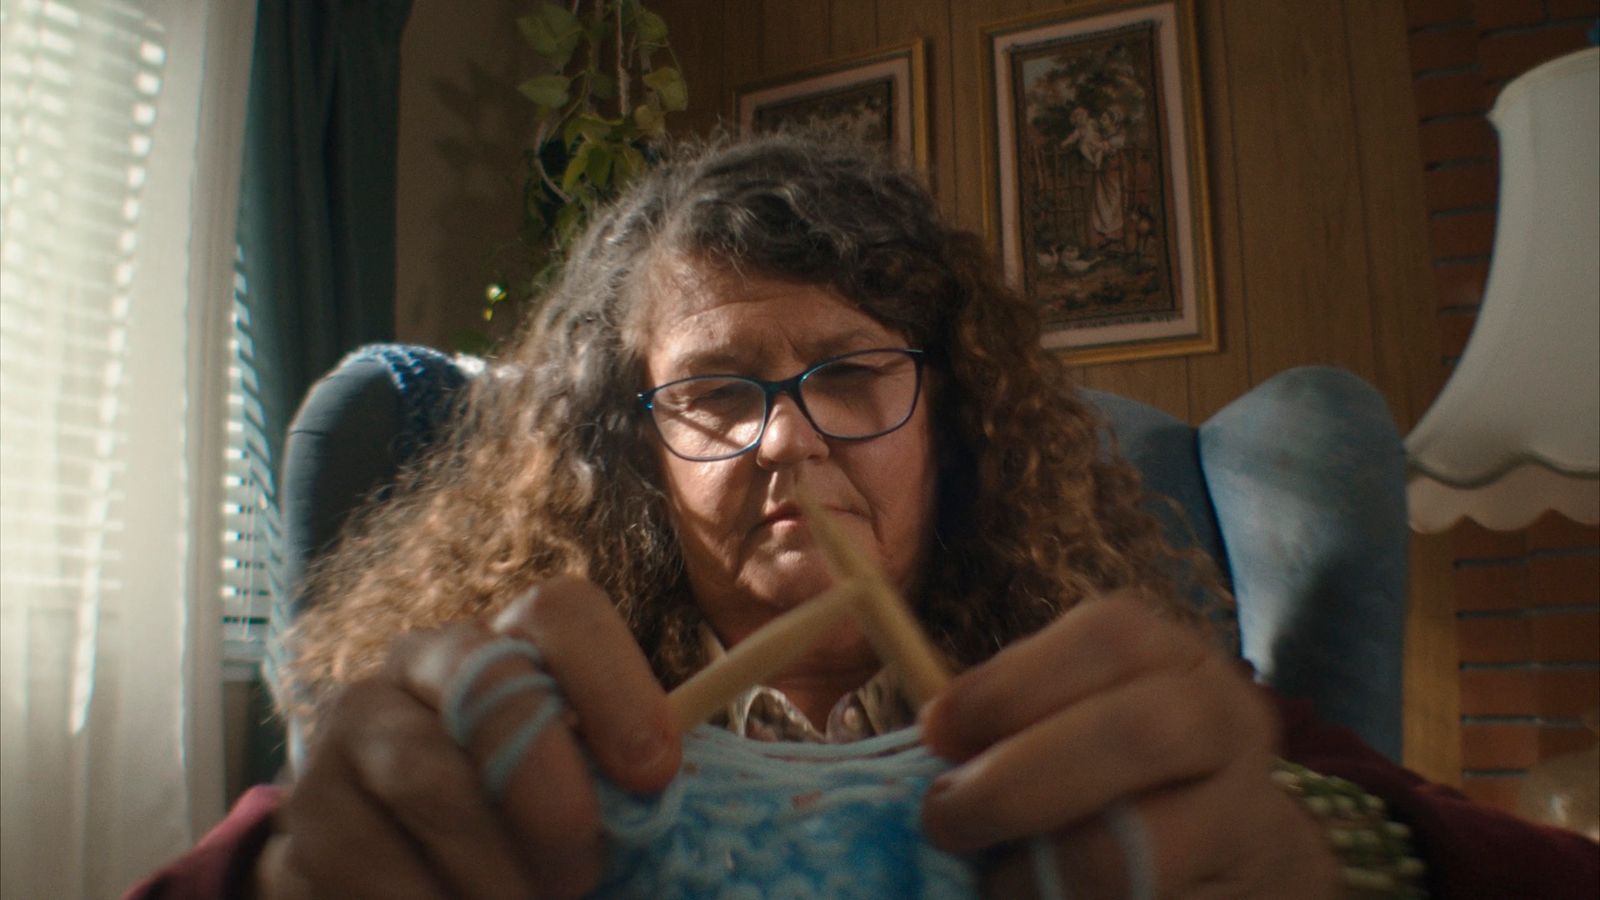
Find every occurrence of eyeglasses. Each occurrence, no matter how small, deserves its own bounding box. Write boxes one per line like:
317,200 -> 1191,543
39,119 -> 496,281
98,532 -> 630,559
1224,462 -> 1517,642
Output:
637,348 -> 926,462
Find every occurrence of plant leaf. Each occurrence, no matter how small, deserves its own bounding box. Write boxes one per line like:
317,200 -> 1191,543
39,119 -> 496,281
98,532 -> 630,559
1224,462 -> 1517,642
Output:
517,3 -> 582,70
591,72 -> 616,101
562,115 -> 583,148
641,66 -> 687,111
519,74 -> 571,109
616,145 -> 648,183
592,144 -> 616,189
633,103 -> 664,136
562,142 -> 592,194
635,8 -> 669,46
573,113 -> 618,144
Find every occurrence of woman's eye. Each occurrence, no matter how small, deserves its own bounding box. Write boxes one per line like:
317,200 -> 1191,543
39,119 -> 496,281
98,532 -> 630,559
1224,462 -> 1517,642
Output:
675,381 -> 748,412
813,363 -> 877,385
700,386 -> 741,404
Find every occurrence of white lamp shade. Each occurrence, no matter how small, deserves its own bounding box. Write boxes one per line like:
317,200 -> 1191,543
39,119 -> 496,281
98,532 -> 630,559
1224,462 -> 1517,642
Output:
1406,48 -> 1600,533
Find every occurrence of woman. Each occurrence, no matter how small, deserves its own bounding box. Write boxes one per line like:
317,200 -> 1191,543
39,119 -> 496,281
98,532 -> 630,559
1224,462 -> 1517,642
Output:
132,134 -> 1594,899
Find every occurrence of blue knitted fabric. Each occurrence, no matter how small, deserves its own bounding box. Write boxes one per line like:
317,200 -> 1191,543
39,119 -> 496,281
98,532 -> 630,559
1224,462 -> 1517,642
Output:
591,725 -> 979,899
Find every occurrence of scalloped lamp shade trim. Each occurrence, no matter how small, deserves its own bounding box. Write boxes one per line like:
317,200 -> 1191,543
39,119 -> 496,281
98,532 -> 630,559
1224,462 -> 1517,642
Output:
1405,48 -> 1600,533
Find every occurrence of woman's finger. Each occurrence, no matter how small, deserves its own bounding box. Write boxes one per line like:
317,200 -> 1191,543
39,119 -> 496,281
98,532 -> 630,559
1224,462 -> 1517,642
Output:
280,679 -> 526,900
1074,753 -> 1333,900
973,767 -> 1240,900
922,652 -> 1275,851
389,620 -> 606,900
490,575 -> 682,794
922,596 -> 1211,762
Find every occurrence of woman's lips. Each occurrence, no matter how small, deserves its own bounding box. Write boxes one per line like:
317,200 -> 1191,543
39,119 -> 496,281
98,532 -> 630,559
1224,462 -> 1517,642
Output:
759,504 -> 803,527
757,504 -> 862,537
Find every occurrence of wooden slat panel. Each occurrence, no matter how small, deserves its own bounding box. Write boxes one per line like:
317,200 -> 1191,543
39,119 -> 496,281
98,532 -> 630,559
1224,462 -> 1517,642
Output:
874,0 -> 955,208
1341,0 -> 1446,429
1342,0 -> 1458,787
761,0 -> 831,74
948,0 -> 1035,233
1186,0 -> 1253,422
653,0 -> 727,136
830,0 -> 877,56
1221,0 -> 1378,384
722,0 -> 764,121
1082,358 -> 1192,420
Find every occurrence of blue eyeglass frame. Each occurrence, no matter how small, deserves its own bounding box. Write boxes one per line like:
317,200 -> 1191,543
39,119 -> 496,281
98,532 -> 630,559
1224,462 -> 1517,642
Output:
636,347 -> 927,462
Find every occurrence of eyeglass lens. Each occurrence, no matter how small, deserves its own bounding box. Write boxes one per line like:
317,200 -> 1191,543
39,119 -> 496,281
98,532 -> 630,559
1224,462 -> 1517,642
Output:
649,349 -> 920,460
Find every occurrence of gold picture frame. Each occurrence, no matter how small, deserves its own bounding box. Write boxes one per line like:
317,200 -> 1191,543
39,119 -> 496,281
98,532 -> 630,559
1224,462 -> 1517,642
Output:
982,1 -> 1217,364
734,40 -> 929,172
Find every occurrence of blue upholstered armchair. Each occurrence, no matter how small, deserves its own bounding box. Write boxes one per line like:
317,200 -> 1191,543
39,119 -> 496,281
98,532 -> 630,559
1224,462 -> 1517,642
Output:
271,345 -> 1409,766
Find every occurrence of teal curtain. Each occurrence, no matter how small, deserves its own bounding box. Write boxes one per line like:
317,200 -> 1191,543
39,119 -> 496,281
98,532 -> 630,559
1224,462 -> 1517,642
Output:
238,0 -> 413,473
237,0 -> 412,786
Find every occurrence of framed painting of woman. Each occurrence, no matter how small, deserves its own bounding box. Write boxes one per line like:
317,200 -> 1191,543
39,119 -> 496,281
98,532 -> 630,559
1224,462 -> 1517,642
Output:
983,1 -> 1217,363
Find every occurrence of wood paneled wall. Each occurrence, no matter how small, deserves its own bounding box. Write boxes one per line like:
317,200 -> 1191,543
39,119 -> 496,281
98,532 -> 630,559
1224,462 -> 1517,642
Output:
651,0 -> 1458,780
653,0 -> 1442,426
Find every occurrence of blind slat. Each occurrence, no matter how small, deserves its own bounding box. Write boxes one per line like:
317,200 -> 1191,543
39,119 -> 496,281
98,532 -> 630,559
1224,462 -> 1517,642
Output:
218,235 -> 277,670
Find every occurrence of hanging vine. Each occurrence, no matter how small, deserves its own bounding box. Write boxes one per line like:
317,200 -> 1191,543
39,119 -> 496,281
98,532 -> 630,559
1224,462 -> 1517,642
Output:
476,0 -> 687,345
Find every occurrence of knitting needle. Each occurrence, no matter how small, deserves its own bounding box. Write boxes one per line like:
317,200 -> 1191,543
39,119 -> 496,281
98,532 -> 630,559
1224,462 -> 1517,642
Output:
664,489 -> 953,729
789,486 -> 952,707
666,581 -> 858,733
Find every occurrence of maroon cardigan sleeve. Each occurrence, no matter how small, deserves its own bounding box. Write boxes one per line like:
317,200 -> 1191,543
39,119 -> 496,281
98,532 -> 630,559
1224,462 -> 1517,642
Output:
1274,691 -> 1599,899
122,785 -> 281,900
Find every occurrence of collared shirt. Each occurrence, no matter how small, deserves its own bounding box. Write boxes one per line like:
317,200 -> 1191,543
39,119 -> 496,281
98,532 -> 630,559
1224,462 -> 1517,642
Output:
700,626 -> 917,743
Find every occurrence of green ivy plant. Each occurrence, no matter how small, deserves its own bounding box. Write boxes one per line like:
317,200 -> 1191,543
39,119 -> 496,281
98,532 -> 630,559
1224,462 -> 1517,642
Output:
474,0 -> 686,348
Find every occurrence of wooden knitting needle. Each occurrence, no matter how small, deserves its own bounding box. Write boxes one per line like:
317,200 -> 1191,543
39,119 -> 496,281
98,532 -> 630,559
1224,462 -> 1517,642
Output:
666,582 -> 858,733
664,487 -> 953,731
789,486 -> 952,707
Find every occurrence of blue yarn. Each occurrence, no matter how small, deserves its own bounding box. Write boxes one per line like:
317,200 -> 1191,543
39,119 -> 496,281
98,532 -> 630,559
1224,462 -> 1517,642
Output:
1032,834 -> 1070,900
1107,801 -> 1154,900
440,638 -> 549,745
591,725 -> 979,899
482,692 -> 568,798
440,638 -> 1078,897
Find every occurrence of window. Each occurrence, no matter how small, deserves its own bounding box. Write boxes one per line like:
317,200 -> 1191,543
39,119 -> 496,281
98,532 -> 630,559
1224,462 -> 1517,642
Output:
0,0 -> 257,890
219,240 -> 277,680
0,0 -> 168,707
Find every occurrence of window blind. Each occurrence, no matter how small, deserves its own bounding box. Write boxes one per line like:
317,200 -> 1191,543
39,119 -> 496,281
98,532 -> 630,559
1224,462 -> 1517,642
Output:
2,0 -> 268,683
0,0 -> 166,685
219,238 -> 278,680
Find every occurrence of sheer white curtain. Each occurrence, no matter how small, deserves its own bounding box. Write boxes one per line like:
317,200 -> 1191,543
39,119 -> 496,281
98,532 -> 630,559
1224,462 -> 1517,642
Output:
0,0 -> 255,896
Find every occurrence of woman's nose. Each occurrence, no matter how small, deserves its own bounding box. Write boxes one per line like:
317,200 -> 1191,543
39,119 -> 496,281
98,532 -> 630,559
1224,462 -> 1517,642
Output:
754,394 -> 828,467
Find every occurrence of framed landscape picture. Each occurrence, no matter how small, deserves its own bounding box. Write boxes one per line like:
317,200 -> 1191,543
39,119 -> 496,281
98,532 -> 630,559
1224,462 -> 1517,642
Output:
735,40 -> 928,171
983,1 -> 1217,363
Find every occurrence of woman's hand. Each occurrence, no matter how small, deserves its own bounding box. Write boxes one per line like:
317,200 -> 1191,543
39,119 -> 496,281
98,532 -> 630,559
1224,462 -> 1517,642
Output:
255,576 -> 681,900
919,596 -> 1340,899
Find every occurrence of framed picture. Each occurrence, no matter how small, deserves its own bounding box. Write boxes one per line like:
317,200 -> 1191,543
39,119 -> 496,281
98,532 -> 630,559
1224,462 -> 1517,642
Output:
982,1 -> 1217,363
735,40 -> 928,171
